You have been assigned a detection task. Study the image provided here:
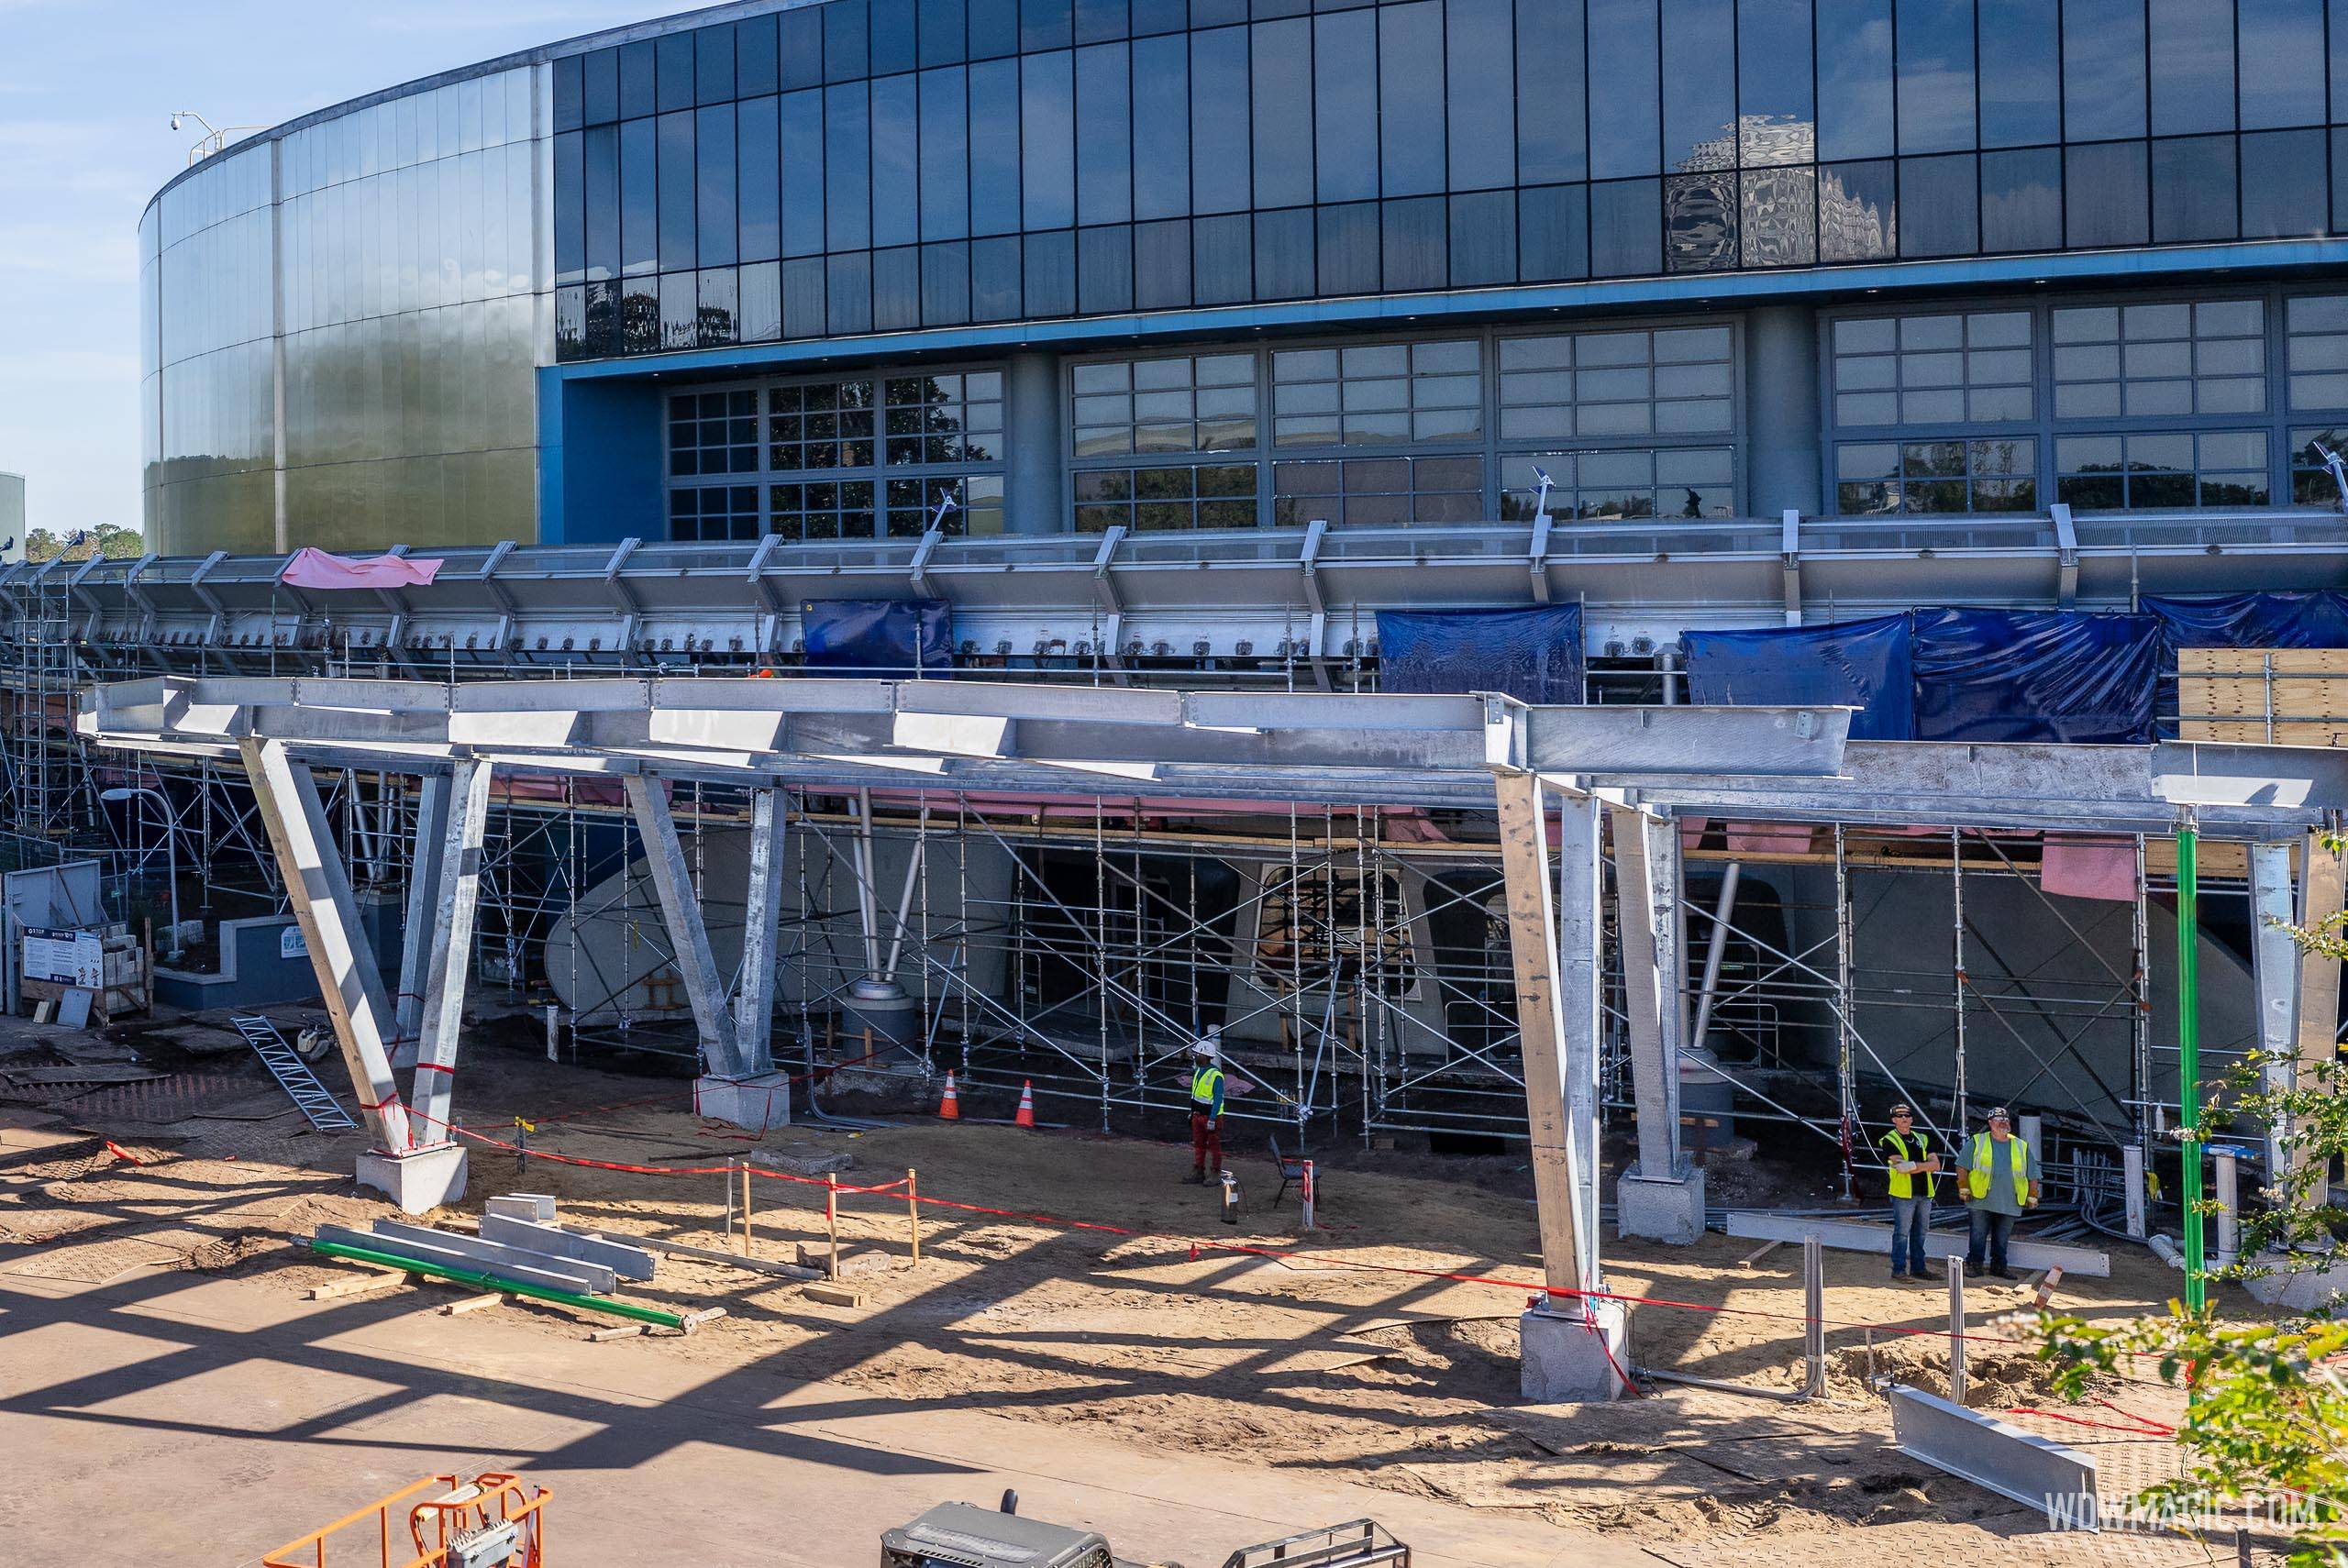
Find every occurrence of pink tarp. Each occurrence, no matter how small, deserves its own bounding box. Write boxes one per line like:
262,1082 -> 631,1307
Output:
2041,836 -> 2139,902
281,547 -> 443,590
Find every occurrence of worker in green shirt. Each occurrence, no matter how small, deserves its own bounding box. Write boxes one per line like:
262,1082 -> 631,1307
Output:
1962,1106 -> 2042,1280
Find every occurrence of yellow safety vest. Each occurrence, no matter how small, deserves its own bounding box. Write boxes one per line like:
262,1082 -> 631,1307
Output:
1880,1129 -> 1934,1199
1191,1065 -> 1224,1110
1966,1133 -> 2030,1202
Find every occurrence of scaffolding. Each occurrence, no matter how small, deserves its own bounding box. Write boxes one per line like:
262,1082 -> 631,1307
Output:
0,549 -> 2289,1198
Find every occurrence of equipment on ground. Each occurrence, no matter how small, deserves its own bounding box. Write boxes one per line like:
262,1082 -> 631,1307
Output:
880,1499 -> 1407,1568
264,1473 -> 549,1567
233,1012 -> 358,1132
1219,1169 -> 1242,1225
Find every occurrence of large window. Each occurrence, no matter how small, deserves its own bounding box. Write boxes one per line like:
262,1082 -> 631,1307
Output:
1832,312 -> 2034,427
1069,352 -> 1257,456
1270,341 -> 1482,447
2051,301 -> 2266,419
1074,464 -> 1257,531
2287,294 -> 2348,411
1500,448 -> 1733,520
1273,456 -> 1486,526
1834,438 -> 2037,514
667,367 -> 1006,539
2055,431 -> 2270,510
1496,326 -> 1734,439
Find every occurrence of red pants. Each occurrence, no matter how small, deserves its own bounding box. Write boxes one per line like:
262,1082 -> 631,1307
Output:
1191,1110 -> 1223,1175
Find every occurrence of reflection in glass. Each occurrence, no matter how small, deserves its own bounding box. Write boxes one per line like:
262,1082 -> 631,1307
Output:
1666,173 -> 1738,272
1662,0 -> 1735,172
1977,0 -> 2060,148
1817,0 -> 1894,161
1818,160 -> 1896,260
1741,167 -> 1817,266
1736,0 -> 1815,167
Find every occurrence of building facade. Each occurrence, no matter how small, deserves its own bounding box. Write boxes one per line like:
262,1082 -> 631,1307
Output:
142,0 -> 2348,556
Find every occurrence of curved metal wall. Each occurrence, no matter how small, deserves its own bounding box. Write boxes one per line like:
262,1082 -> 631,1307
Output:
141,69 -> 546,555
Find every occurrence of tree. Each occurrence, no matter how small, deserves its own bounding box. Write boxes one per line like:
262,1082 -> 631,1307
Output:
25,524 -> 144,564
2031,890 -> 2348,1565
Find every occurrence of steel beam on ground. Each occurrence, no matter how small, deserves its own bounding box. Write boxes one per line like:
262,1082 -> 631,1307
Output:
1889,1386 -> 2099,1529
390,771 -> 449,1067
1611,806 -> 1684,1181
238,739 -> 411,1153
410,758 -> 493,1143
623,774 -> 743,1077
736,787 -> 784,1074
1722,1210 -> 2110,1277
1493,771 -> 1598,1297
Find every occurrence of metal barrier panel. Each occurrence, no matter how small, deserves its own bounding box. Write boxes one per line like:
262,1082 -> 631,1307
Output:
1888,1385 -> 2099,1530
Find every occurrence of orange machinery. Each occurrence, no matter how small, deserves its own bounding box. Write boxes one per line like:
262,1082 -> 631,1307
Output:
262,1473 -> 549,1568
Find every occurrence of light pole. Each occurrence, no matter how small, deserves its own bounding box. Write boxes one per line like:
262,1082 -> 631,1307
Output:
101,787 -> 183,960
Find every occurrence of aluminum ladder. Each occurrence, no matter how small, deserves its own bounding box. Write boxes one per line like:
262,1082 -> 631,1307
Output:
232,1014 -> 358,1132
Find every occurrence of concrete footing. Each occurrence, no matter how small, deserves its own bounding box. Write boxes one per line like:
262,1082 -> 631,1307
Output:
2243,1253 -> 2348,1311
1616,1159 -> 1707,1244
1520,1298 -> 1630,1402
694,1072 -> 792,1131
355,1143 -> 469,1215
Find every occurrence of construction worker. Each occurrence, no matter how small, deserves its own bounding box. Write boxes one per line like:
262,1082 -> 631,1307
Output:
1877,1103 -> 1941,1282
1962,1107 -> 2041,1279
1183,1029 -> 1225,1186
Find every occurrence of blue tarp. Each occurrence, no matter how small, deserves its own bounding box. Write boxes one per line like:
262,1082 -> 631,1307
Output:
1682,615 -> 1916,740
801,598 -> 954,675
1376,604 -> 1584,702
2143,591 -> 2348,650
1911,608 -> 2163,744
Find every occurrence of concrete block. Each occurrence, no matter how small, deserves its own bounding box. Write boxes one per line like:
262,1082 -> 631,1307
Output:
1519,1299 -> 1629,1403
486,1194 -> 557,1223
804,1283 -> 869,1308
2243,1253 -> 2348,1311
482,1213 -> 656,1281
1616,1160 -> 1706,1245
695,1072 -> 791,1132
355,1143 -> 468,1216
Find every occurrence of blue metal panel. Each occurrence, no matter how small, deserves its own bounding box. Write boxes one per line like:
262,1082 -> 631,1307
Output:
537,366 -> 666,545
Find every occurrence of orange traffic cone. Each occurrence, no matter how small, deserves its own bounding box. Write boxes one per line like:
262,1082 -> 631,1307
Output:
1014,1080 -> 1036,1129
938,1072 -> 960,1120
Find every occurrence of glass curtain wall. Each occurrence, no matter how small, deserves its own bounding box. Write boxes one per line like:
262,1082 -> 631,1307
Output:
554,0 -> 2348,363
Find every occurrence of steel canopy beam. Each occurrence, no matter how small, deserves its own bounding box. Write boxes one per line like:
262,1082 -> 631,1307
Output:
623,774 -> 744,1077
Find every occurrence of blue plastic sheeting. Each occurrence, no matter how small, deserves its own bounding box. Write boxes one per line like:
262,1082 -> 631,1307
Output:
1377,605 -> 1584,702
1911,608 -> 2162,744
1681,615 -> 1916,740
2143,591 -> 2348,649
801,598 -> 954,676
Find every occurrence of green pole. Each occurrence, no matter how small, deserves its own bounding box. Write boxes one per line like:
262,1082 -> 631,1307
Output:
2176,822 -> 2207,1315
308,1239 -> 688,1328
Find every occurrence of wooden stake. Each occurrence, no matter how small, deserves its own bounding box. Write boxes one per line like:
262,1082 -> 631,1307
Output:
740,1158 -> 753,1256
825,1171 -> 840,1281
906,1167 -> 920,1264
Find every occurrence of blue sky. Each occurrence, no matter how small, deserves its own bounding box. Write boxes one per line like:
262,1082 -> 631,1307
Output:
0,0 -> 714,539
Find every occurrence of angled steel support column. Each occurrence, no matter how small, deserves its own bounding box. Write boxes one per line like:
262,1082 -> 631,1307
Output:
2250,840 -> 2301,1177
2293,830 -> 2346,1192
409,759 -> 493,1143
734,787 -> 785,1076
1611,803 -> 1705,1243
1496,772 -> 1622,1400
389,772 -> 450,1069
238,739 -> 412,1154
623,774 -> 742,1078
1495,772 -> 1599,1297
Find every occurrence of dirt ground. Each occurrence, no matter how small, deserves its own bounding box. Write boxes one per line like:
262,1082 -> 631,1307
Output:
0,1007 -> 2288,1564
